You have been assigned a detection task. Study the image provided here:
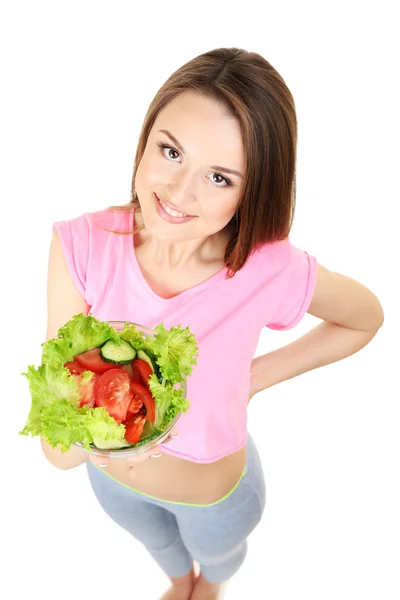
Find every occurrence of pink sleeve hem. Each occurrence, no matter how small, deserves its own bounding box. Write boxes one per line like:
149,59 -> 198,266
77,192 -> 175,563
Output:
52,222 -> 87,299
268,253 -> 318,331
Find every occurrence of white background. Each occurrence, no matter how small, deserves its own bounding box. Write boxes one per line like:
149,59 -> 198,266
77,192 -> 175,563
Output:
1,1 -> 398,599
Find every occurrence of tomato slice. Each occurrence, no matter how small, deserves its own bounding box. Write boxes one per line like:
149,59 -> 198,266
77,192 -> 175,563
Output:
93,369 -> 133,422
127,393 -> 143,415
124,414 -> 146,445
73,373 -> 100,408
133,359 -> 154,388
74,347 -> 119,374
64,361 -> 87,375
119,362 -> 142,384
129,381 -> 156,422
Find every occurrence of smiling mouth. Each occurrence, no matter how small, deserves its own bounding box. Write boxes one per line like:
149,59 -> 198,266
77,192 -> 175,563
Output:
155,194 -> 195,218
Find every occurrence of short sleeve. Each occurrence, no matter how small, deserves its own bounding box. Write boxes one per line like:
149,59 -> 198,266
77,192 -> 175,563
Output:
267,243 -> 318,331
52,214 -> 90,300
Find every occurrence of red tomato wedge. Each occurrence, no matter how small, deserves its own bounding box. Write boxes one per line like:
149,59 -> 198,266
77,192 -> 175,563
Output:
127,394 -> 143,415
119,362 -> 142,384
93,369 -> 133,422
74,347 -> 119,374
72,373 -> 100,408
64,360 -> 87,375
124,414 -> 146,445
133,359 -> 154,388
129,381 -> 156,422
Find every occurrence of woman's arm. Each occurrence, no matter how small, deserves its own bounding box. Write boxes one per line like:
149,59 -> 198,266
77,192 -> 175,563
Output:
249,264 -> 384,397
40,438 -> 89,470
40,231 -> 91,470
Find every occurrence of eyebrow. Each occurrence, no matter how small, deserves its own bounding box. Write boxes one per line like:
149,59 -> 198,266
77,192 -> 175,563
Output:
157,129 -> 243,179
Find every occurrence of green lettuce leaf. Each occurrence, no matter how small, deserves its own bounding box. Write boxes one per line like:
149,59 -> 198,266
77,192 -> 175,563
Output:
40,401 -> 126,453
158,404 -> 180,432
40,400 -> 94,452
119,323 -> 148,350
148,375 -> 190,429
146,322 -> 199,385
19,363 -> 80,437
41,313 -> 121,369
86,407 -> 127,449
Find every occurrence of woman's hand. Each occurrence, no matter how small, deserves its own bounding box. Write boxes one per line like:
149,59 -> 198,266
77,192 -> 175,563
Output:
88,427 -> 179,468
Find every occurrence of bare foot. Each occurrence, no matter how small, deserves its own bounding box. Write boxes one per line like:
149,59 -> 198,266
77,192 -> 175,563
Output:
189,573 -> 227,600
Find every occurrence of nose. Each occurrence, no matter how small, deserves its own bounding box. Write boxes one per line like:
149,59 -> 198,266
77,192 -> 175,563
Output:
166,169 -> 196,211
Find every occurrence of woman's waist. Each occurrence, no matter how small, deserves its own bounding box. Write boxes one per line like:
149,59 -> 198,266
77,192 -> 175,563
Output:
102,444 -> 247,504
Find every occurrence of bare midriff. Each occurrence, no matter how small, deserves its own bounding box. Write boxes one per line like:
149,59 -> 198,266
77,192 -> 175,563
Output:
102,445 -> 247,504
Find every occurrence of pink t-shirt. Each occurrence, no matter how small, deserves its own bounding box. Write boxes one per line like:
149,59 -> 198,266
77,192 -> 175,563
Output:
52,207 -> 318,463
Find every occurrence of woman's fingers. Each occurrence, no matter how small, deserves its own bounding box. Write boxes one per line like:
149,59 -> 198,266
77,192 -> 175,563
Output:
125,444 -> 163,464
160,427 -> 179,445
88,453 -> 111,468
168,427 -> 179,440
124,428 -> 179,463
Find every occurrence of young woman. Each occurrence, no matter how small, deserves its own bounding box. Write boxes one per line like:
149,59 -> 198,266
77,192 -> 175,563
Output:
41,47 -> 384,600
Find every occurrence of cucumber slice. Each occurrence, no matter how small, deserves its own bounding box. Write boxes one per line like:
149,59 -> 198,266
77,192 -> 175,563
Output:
100,339 -> 137,364
137,350 -> 155,373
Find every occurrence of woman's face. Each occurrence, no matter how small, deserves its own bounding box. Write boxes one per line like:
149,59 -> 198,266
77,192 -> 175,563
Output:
134,90 -> 245,242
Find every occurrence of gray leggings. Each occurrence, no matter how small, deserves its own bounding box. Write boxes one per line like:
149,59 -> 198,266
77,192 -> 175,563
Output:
85,432 -> 266,584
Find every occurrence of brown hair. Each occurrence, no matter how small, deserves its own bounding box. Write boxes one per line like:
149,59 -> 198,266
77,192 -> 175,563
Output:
110,47 -> 297,278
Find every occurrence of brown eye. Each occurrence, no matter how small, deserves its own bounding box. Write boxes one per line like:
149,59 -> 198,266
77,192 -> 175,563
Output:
157,143 -> 180,161
168,148 -> 179,160
213,174 -> 224,184
208,172 -> 232,188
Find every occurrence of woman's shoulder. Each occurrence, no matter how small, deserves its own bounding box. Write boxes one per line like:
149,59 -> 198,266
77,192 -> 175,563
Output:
52,204 -> 135,251
81,203 -> 135,234
238,236 -> 316,284
249,237 -> 294,267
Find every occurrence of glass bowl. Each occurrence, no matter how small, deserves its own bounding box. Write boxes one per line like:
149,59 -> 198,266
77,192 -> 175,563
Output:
74,320 -> 185,459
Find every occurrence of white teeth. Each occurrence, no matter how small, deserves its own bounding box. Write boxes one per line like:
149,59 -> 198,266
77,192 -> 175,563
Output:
159,198 -> 188,218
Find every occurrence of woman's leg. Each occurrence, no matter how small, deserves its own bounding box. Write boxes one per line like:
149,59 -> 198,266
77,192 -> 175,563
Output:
85,461 -> 194,581
175,432 -> 266,587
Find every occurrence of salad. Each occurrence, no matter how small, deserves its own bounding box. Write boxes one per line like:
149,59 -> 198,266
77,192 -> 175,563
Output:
19,313 -> 199,453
